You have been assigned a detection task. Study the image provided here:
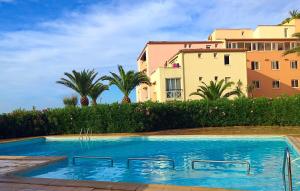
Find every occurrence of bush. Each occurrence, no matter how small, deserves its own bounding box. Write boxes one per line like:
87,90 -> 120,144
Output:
1,95 -> 300,139
63,96 -> 78,107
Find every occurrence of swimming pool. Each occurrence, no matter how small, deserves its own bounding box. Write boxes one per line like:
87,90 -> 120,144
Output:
0,136 -> 299,191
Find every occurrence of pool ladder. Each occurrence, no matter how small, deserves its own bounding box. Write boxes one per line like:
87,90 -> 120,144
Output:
79,128 -> 92,141
282,148 -> 293,191
191,159 -> 251,175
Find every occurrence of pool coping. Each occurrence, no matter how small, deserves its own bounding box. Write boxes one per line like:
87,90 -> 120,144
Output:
1,135 -> 299,191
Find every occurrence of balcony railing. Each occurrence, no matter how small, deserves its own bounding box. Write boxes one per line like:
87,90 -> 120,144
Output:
166,89 -> 182,100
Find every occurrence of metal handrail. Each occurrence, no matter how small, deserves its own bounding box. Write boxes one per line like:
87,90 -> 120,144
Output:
127,157 -> 175,169
79,128 -> 83,140
192,159 -> 251,175
282,148 -> 293,191
73,156 -> 113,167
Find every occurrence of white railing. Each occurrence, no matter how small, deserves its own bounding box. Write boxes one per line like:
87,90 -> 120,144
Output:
166,89 -> 182,100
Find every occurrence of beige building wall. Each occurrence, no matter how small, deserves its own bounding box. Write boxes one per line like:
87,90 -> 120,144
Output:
181,51 -> 248,100
150,50 -> 248,102
209,29 -> 253,41
253,25 -> 295,38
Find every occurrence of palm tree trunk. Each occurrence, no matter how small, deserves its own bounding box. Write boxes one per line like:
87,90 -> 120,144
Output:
92,99 -> 97,106
80,96 -> 89,106
122,96 -> 131,104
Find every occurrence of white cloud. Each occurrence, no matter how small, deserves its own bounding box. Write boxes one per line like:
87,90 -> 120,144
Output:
0,0 -> 298,112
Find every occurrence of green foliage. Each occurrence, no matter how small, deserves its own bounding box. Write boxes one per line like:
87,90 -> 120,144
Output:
63,96 -> 78,107
88,83 -> 109,105
57,69 -> 101,106
281,9 -> 300,25
284,32 -> 300,56
101,65 -> 150,103
2,95 -> 300,139
190,79 -> 242,100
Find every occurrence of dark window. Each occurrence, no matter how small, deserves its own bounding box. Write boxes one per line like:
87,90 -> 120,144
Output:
272,80 -> 280,89
291,61 -> 298,69
271,61 -> 280,70
224,55 -> 230,65
252,80 -> 260,88
291,79 -> 299,88
251,61 -> 259,70
214,76 -> 218,81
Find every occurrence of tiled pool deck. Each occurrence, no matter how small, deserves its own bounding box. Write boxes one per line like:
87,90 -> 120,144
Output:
1,126 -> 300,191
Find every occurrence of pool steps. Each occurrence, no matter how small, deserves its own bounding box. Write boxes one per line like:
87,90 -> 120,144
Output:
71,155 -> 251,173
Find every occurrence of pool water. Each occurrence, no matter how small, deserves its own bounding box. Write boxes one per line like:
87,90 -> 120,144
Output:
0,136 -> 299,191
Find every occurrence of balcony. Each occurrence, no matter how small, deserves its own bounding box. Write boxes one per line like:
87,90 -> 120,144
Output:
166,89 -> 183,100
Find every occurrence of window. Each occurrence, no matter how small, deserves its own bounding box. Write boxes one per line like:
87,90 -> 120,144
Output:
232,43 -> 237,49
258,43 -> 264,51
284,28 -> 288,38
226,43 -> 232,48
198,53 -> 202,58
189,44 -> 192,48
272,80 -> 280,89
166,78 -> 181,99
272,43 -> 277,50
291,61 -> 298,69
237,42 -> 244,49
213,53 -> 217,58
278,43 -> 284,50
199,77 -> 203,81
225,77 -> 231,83
241,31 -> 244,36
265,43 -> 271,51
224,55 -> 230,65
252,80 -> 260,89
285,42 -> 290,50
252,43 -> 257,51
184,44 -> 187,48
291,79 -> 299,88
206,45 -> 211,49
245,43 -> 251,50
251,61 -> 259,70
214,76 -> 218,81
271,61 -> 280,70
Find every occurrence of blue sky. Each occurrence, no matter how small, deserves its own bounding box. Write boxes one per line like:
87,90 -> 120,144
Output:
0,0 -> 299,113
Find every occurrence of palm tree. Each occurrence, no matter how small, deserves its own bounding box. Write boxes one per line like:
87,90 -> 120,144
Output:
190,79 -> 240,101
281,9 -> 300,24
284,33 -> 300,55
57,69 -> 100,106
101,65 -> 150,103
88,83 -> 109,105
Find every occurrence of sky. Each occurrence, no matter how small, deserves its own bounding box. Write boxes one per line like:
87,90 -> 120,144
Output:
0,0 -> 299,113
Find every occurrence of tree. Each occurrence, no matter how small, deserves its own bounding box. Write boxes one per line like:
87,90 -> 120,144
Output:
284,33 -> 300,56
63,96 -> 78,107
190,79 -> 241,101
88,83 -> 109,105
57,69 -> 100,106
281,9 -> 300,24
101,65 -> 151,103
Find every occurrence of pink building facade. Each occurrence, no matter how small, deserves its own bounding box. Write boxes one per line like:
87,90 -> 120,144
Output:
136,41 -> 223,102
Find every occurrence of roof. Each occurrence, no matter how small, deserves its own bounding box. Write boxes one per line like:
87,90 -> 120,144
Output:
225,38 -> 300,42
168,48 -> 247,62
136,41 -> 223,61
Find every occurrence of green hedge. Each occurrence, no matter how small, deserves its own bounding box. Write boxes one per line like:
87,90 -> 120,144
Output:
1,95 -> 300,139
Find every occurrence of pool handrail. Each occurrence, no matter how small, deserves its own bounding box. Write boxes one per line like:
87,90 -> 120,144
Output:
72,156 -> 113,167
282,147 -> 293,191
127,157 -> 175,169
191,159 -> 251,175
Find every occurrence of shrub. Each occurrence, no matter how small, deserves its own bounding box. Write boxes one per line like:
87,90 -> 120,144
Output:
1,95 -> 300,139
63,96 -> 78,107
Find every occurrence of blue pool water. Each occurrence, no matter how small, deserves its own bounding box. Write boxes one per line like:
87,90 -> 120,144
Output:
0,136 -> 299,191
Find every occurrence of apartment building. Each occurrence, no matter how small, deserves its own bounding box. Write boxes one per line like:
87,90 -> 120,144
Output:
137,19 -> 300,102
210,19 -> 300,98
136,41 -> 223,102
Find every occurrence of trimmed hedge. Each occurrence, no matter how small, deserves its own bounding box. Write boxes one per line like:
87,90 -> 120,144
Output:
1,95 -> 300,139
